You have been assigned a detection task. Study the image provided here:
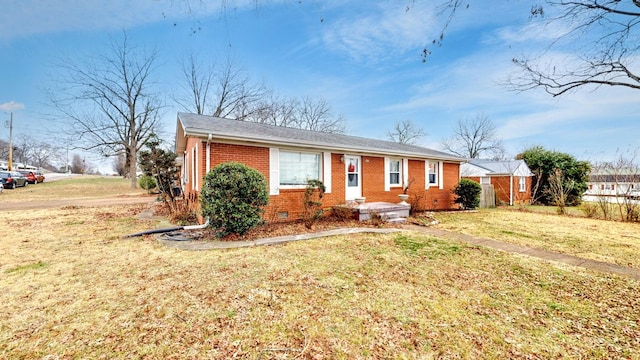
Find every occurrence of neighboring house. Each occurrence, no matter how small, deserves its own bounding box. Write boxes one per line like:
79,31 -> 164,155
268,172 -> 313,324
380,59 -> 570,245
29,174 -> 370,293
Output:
175,112 -> 464,221
461,159 -> 533,205
584,170 -> 640,198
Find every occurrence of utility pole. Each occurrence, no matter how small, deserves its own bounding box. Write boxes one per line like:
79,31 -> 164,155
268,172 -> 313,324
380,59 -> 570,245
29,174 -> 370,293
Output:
4,112 -> 12,171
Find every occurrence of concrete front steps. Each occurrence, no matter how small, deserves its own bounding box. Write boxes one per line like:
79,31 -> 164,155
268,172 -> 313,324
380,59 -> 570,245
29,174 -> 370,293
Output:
340,201 -> 410,223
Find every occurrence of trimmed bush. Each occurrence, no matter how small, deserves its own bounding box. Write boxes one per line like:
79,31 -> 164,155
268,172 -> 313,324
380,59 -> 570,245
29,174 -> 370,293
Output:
200,162 -> 269,237
138,175 -> 157,194
453,179 -> 482,210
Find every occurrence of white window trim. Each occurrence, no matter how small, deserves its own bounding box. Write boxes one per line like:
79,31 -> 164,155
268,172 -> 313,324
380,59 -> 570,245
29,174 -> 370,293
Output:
519,176 -> 526,192
270,148 -> 326,193
426,160 -> 441,189
385,157 -> 403,191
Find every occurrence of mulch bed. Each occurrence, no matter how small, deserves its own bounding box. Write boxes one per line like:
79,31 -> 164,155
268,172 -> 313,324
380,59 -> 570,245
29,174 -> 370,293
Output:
153,202 -> 438,242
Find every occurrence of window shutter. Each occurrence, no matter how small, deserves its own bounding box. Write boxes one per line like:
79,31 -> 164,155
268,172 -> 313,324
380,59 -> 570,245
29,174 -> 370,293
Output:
323,152 -> 332,194
425,160 -> 430,189
384,157 -> 390,191
269,148 -> 280,195
403,158 -> 409,189
438,161 -> 444,190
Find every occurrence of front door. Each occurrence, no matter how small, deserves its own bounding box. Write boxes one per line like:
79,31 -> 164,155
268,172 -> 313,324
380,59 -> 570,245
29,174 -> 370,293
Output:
345,155 -> 362,200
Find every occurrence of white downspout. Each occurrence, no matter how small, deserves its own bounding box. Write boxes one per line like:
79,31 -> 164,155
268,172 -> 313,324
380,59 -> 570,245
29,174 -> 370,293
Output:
509,175 -> 513,206
206,134 -> 212,174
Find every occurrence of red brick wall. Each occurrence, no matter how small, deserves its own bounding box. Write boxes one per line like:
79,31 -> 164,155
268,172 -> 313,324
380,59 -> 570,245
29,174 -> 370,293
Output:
513,176 -> 532,205
181,139 -> 462,220
491,176 -> 512,205
462,175 -> 532,205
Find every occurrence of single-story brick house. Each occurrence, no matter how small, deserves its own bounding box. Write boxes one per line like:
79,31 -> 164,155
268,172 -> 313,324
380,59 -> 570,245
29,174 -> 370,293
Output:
175,112 -> 464,221
460,159 -> 533,205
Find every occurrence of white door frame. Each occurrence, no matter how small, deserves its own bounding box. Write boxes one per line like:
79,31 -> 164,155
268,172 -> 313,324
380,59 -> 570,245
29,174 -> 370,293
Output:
345,155 -> 362,200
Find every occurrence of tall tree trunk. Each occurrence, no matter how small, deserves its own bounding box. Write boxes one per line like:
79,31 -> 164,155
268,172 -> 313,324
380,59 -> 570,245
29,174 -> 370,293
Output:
129,138 -> 138,189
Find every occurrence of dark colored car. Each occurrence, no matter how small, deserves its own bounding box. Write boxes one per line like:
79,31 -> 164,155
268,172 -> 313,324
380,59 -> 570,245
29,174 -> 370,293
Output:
0,171 -> 28,189
18,170 -> 38,184
626,189 -> 640,200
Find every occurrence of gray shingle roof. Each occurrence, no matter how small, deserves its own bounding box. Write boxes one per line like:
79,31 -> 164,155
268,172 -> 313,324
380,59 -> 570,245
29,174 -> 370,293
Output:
461,159 -> 533,176
467,159 -> 524,174
176,112 -> 463,162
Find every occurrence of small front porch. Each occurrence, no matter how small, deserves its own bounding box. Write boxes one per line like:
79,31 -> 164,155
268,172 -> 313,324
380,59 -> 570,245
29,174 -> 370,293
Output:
336,201 -> 411,223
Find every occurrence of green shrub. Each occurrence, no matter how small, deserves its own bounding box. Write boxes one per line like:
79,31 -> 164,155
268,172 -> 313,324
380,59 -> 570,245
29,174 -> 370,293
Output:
200,162 -> 269,237
453,179 -> 482,210
138,175 -> 157,194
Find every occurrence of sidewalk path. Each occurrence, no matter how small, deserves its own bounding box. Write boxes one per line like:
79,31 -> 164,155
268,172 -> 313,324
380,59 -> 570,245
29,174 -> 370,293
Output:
403,224 -> 640,281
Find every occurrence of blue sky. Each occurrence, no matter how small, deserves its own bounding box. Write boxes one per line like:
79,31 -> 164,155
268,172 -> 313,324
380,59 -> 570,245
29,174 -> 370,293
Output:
1,0 -> 639,172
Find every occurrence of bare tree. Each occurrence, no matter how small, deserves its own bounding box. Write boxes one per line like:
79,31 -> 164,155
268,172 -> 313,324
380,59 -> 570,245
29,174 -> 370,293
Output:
386,119 -> 426,145
113,153 -> 127,176
507,1 -> 640,96
50,33 -> 161,188
547,168 -> 575,215
177,53 -> 268,120
175,53 -> 213,115
295,96 -> 345,134
441,114 -> 504,159
246,94 -> 299,128
12,134 -> 32,165
176,52 -> 345,133
0,139 -> 9,160
245,94 -> 346,134
30,141 -> 54,170
70,154 -> 85,174
591,148 -> 640,222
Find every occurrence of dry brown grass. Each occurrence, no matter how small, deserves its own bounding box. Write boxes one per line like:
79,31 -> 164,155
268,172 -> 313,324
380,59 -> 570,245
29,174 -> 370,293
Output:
1,197 -> 640,358
0,175 -> 146,202
434,208 -> 640,268
2,178 -> 640,357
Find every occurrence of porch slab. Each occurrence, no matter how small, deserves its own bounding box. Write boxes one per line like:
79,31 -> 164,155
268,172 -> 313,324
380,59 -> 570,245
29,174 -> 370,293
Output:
337,201 -> 411,221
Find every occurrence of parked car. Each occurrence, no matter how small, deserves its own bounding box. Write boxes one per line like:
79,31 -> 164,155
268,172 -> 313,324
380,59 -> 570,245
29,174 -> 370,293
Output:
626,189 -> 640,200
0,171 -> 28,189
18,170 -> 38,184
33,170 -> 45,183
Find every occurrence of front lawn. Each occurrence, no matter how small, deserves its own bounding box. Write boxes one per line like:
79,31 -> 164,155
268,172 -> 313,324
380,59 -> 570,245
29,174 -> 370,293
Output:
434,208 -> 640,268
1,203 -> 639,358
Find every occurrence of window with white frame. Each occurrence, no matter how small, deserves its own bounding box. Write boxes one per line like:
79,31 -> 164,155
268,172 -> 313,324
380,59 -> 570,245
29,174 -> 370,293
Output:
519,176 -> 526,192
389,159 -> 401,186
428,162 -> 438,185
279,151 -> 321,186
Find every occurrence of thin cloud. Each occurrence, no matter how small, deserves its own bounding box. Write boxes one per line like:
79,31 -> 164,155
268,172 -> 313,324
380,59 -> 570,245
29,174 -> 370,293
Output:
320,3 -> 439,63
0,0 -> 237,42
491,20 -> 571,45
0,101 -> 25,112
